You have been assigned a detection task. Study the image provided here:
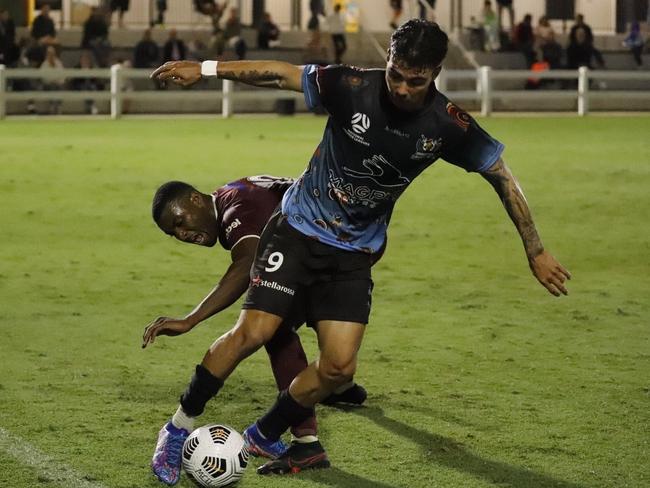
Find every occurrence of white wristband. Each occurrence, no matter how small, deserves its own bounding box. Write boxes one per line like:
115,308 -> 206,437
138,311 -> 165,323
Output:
201,60 -> 218,77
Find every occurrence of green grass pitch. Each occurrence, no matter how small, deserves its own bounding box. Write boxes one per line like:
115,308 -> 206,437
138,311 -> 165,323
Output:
0,115 -> 648,488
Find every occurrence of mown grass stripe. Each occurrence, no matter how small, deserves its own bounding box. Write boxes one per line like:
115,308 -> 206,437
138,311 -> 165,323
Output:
0,427 -> 106,488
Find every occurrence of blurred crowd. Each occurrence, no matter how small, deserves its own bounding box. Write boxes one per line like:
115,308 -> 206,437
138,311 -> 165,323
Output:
467,3 -> 647,73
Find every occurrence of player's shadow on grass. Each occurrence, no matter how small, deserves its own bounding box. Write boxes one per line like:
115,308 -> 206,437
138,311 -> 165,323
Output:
299,466 -> 404,488
340,405 -> 587,488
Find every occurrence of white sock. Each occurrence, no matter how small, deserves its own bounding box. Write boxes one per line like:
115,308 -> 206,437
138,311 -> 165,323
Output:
291,435 -> 319,444
171,405 -> 195,432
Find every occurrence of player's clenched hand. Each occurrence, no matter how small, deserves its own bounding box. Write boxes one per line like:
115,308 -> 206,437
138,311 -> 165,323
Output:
529,251 -> 571,297
151,61 -> 202,87
142,316 -> 193,348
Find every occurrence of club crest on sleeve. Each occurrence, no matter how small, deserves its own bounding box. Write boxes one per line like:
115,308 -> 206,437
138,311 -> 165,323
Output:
410,135 -> 442,161
446,102 -> 471,130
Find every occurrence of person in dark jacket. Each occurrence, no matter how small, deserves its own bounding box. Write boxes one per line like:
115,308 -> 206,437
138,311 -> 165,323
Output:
163,28 -> 187,62
134,29 -> 159,68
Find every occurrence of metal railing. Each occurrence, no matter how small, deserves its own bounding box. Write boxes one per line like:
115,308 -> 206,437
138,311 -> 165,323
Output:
1,64 -> 649,119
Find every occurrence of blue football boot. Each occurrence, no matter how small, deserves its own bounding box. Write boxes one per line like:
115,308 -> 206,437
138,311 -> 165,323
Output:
242,423 -> 288,459
151,421 -> 189,485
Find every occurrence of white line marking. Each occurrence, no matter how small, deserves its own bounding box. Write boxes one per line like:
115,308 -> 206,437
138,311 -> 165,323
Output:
0,427 -> 107,488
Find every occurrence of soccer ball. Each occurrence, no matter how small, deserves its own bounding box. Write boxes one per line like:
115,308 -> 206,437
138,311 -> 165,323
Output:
182,424 -> 249,487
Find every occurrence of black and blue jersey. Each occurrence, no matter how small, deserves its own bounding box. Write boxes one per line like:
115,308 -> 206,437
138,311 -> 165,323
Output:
281,64 -> 504,254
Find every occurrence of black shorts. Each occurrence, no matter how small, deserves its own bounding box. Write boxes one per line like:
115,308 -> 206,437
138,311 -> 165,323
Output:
242,212 -> 373,324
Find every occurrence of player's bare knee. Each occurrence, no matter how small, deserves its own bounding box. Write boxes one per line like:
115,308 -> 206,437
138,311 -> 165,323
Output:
318,358 -> 356,386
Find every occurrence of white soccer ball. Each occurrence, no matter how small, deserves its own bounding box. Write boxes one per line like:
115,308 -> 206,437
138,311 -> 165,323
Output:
182,424 -> 249,487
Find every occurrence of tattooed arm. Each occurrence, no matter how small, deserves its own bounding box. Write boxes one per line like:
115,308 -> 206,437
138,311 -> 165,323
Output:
151,60 -> 304,91
481,158 -> 571,296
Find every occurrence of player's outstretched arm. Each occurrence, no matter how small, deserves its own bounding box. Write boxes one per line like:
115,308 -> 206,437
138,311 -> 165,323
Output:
142,238 -> 257,348
480,158 -> 571,297
151,60 -> 304,91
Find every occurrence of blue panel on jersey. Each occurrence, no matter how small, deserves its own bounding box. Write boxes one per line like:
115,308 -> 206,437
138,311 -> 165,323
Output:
302,65 -> 322,111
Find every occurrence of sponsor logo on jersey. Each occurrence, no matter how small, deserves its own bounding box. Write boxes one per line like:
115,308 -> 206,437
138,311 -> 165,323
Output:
351,112 -> 370,134
343,112 -> 371,146
224,218 -> 241,236
446,102 -> 471,130
384,125 -> 410,139
251,275 -> 295,295
410,135 -> 442,161
328,169 -> 395,208
343,154 -> 410,188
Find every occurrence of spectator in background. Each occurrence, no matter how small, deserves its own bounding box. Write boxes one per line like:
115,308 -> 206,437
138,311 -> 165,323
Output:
496,0 -> 514,34
514,13 -> 535,67
224,7 -> 246,60
71,50 -> 102,115
134,28 -> 159,68
82,7 -> 111,67
257,12 -> 280,49
419,0 -> 436,21
308,0 -> 325,31
569,14 -> 604,67
163,28 -> 187,62
535,15 -> 562,69
152,0 -> 167,27
389,0 -> 402,29
623,21 -> 644,67
482,1 -> 499,52
466,15 -> 486,51
328,4 -> 346,64
110,0 -> 130,29
567,25 -> 598,69
0,8 -> 19,67
40,45 -> 65,114
31,4 -> 58,46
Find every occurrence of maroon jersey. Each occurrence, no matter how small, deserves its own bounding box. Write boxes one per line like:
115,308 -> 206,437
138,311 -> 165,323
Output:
212,175 -> 295,250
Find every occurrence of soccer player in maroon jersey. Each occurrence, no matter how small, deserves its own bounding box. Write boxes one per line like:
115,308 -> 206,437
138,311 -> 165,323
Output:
145,176 -> 367,485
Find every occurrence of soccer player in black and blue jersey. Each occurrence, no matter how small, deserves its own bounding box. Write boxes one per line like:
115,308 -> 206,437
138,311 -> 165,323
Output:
151,19 -> 570,479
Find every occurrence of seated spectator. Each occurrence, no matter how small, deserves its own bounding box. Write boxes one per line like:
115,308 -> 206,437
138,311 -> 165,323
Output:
0,8 -> 19,67
40,45 -> 65,114
71,50 -> 103,115
82,7 -> 111,67
163,29 -> 187,62
257,12 -> 280,49
31,4 -> 58,46
133,28 -> 159,68
110,0 -> 130,29
567,26 -> 599,69
535,16 -> 554,47
623,21 -> 644,67
569,13 -> 604,68
224,7 -> 246,60
535,16 -> 562,69
482,1 -> 499,52
514,13 -> 535,67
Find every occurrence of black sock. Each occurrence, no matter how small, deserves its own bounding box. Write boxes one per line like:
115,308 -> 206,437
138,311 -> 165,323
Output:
179,364 -> 224,417
257,390 -> 314,441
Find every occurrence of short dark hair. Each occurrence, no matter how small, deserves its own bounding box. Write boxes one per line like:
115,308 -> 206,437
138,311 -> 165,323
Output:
388,19 -> 448,69
152,181 -> 196,223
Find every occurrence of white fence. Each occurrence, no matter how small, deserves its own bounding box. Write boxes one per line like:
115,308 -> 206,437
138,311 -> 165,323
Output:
1,65 -> 650,119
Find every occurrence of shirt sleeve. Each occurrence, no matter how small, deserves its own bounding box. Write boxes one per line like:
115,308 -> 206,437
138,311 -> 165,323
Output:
302,64 -> 347,113
441,116 -> 505,173
221,204 -> 262,250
